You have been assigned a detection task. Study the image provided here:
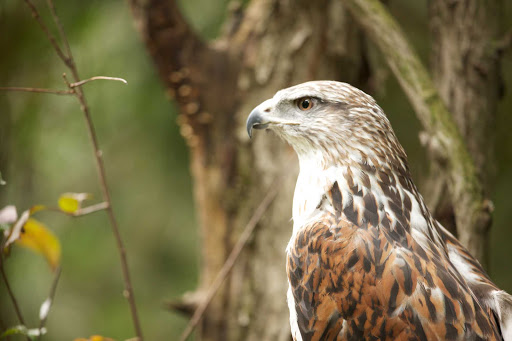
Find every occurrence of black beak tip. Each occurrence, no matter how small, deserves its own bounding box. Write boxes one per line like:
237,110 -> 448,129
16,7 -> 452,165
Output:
247,123 -> 253,139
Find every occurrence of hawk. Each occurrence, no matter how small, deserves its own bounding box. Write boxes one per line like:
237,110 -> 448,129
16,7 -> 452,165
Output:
246,81 -> 512,340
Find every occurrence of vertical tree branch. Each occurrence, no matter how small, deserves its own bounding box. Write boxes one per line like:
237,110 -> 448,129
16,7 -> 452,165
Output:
344,0 -> 491,262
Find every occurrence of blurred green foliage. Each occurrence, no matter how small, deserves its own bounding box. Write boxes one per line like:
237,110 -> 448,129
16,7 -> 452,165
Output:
0,0 -> 510,340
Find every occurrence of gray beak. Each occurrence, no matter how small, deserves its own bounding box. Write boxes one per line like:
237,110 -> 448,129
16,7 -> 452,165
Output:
246,98 -> 300,138
246,98 -> 274,138
246,109 -> 269,139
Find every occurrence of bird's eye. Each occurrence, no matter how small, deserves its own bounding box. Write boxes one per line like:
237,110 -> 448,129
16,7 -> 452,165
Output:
297,97 -> 313,111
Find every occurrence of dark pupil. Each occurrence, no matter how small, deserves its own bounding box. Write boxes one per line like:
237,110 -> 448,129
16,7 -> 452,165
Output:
301,99 -> 310,109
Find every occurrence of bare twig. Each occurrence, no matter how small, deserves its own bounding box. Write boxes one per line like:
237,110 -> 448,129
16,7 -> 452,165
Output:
22,1 -> 144,339
36,266 -> 61,341
61,73 -> 143,341
70,76 -> 128,88
178,179 -> 281,341
0,87 -> 74,95
0,77 -> 127,94
44,0 -> 72,62
71,202 -> 110,216
44,202 -> 110,217
22,0 -> 69,67
0,263 -> 25,326
0,239 -> 30,341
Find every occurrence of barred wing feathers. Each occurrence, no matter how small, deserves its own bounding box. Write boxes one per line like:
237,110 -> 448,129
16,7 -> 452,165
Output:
286,182 -> 502,341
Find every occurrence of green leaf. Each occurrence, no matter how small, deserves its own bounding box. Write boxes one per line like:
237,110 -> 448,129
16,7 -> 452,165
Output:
0,325 -> 46,340
0,325 -> 26,338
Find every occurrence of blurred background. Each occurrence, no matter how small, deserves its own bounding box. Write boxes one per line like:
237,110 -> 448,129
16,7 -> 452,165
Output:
0,0 -> 510,340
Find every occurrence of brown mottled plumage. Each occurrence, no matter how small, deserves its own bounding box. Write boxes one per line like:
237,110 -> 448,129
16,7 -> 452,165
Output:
247,81 -> 512,341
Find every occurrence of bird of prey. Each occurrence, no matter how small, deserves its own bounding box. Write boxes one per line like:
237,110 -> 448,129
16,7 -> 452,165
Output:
246,81 -> 512,341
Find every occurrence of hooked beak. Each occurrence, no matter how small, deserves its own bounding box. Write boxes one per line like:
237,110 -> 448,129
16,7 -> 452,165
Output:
247,99 -> 274,139
246,99 -> 299,138
246,109 -> 269,139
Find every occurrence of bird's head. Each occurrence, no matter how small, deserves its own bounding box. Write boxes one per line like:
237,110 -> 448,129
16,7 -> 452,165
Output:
247,81 -> 407,169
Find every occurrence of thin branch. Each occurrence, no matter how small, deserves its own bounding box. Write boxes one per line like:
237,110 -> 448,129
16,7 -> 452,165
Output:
70,76 -> 128,88
179,179 -> 281,341
22,0 -> 69,67
0,239 -> 30,341
36,266 -> 61,341
0,264 -> 24,326
60,72 -> 142,341
44,202 -> 110,217
22,1 -> 144,339
0,87 -> 74,95
44,0 -> 72,63
71,202 -> 110,216
0,77 -> 127,94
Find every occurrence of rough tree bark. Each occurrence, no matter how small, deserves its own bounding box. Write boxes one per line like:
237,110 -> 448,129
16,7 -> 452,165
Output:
129,0 -> 368,340
427,0 -> 503,265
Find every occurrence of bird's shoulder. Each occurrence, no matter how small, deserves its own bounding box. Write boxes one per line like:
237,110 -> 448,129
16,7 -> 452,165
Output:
286,208 -> 502,341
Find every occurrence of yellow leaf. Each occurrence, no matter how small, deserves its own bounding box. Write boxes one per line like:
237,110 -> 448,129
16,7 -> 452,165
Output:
58,196 -> 79,213
30,205 -> 47,214
15,218 -> 61,271
91,336 -> 115,341
73,336 -> 115,341
58,193 -> 92,213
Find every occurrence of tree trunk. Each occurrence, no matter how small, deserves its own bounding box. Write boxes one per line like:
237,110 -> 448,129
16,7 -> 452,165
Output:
427,0 -> 503,265
129,0 -> 368,339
